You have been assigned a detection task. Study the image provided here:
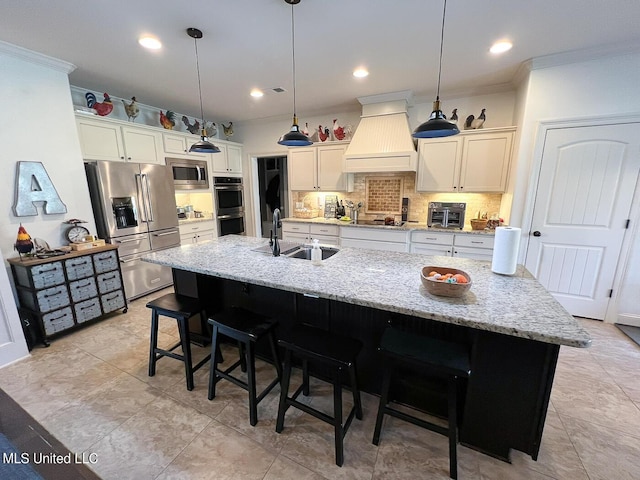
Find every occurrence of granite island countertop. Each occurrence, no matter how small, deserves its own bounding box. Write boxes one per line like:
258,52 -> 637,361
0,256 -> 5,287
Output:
142,235 -> 591,348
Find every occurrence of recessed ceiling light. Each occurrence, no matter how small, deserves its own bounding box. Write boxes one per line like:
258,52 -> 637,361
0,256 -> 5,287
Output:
138,35 -> 162,50
353,68 -> 369,78
490,41 -> 512,54
250,89 -> 264,98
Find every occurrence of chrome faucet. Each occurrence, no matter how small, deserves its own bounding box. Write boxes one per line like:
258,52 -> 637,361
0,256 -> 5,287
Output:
272,207 -> 281,256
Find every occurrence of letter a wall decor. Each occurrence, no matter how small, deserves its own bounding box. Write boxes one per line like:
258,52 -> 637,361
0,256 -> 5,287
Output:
12,161 -> 67,216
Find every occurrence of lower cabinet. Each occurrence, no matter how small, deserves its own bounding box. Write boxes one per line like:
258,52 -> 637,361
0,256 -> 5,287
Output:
179,220 -> 217,244
340,226 -> 408,252
8,245 -> 127,348
410,230 -> 494,260
282,222 -> 340,246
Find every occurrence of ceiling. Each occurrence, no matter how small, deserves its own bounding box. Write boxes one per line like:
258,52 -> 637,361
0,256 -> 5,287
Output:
2,0 -> 640,124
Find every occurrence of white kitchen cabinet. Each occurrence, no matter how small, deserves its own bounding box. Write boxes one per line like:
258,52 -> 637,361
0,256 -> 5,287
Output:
281,222 -> 340,246
340,226 -> 408,252
179,221 -> 217,244
162,132 -> 208,159
76,116 -> 163,164
417,127 -> 515,193
288,143 -> 349,191
212,143 -> 243,175
409,230 -> 494,260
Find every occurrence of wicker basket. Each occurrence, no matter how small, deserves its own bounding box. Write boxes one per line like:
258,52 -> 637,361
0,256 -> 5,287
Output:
470,219 -> 489,230
420,266 -> 472,298
293,208 -> 319,219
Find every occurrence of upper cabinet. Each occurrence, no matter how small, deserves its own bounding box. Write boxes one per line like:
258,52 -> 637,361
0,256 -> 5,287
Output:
76,116 -> 163,164
417,127 -> 515,193
212,143 -> 242,176
162,133 -> 208,160
289,143 -> 349,191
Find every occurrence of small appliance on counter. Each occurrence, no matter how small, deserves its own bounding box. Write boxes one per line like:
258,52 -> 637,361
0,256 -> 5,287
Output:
427,202 -> 466,229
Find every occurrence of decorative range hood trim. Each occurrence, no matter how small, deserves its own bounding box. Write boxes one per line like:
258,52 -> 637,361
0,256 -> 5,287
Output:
344,93 -> 418,173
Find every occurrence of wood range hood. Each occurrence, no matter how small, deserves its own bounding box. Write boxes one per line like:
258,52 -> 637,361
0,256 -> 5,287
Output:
343,90 -> 418,173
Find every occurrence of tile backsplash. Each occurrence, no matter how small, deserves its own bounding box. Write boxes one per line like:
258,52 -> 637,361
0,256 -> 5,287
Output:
292,172 -> 503,226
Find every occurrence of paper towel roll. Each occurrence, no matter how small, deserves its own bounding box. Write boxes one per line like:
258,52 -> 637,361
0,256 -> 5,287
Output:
491,226 -> 521,275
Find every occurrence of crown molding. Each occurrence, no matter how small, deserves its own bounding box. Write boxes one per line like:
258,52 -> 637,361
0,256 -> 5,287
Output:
0,40 -> 76,74
529,40 -> 640,71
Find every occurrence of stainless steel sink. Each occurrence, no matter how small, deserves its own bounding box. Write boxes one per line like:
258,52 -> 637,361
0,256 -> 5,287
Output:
287,246 -> 339,261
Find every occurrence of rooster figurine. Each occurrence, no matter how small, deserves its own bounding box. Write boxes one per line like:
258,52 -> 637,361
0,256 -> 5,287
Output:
14,224 -> 34,257
182,116 -> 201,134
122,96 -> 139,121
85,92 -> 113,116
204,122 -> 217,138
450,108 -> 458,126
318,125 -> 329,142
159,110 -> 176,130
301,123 -> 310,137
222,122 -> 234,140
464,108 -> 486,130
332,119 -> 346,141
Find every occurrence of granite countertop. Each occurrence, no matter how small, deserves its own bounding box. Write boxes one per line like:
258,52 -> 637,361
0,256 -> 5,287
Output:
283,217 -> 496,235
143,235 -> 591,348
178,216 -> 214,225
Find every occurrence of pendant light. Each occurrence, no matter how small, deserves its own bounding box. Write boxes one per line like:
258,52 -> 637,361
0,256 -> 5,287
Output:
413,0 -> 459,139
278,0 -> 312,146
187,27 -> 221,153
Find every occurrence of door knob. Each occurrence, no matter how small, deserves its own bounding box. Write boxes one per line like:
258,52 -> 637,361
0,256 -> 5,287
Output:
533,231 -> 541,237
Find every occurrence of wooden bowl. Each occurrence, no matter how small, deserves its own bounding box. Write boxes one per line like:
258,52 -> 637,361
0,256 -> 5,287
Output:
420,266 -> 472,298
470,219 -> 488,230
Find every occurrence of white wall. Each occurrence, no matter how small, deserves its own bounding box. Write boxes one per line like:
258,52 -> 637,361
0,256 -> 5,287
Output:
0,42 -> 96,259
510,52 -> 640,324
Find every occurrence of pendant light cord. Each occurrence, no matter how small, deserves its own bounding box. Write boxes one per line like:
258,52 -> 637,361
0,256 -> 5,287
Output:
435,0 -> 447,102
290,3 -> 297,117
193,36 -> 206,127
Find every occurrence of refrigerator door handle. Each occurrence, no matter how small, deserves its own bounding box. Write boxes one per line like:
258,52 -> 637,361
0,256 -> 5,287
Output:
141,174 -> 155,222
135,174 -> 148,223
153,230 -> 179,237
115,238 -> 143,244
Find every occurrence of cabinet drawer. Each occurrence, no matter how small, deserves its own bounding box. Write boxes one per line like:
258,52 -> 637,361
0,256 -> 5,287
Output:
410,231 -> 454,246
69,277 -> 98,302
74,297 -> 102,324
65,256 -> 95,280
29,262 -> 65,289
93,250 -> 118,273
454,235 -> 495,249
36,285 -> 70,313
42,307 -> 75,335
410,244 -> 452,256
282,223 -> 310,234
101,290 -> 126,313
97,271 -> 122,294
310,224 -> 338,236
341,227 -> 408,243
178,221 -> 216,236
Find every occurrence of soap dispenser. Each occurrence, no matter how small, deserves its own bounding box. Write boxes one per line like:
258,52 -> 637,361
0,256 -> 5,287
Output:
311,239 -> 322,265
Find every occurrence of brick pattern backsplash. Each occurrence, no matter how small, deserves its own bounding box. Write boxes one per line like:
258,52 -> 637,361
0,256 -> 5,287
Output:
365,176 -> 403,214
292,172 -> 503,226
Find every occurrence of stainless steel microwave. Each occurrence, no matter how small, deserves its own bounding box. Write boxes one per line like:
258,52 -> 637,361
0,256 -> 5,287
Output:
165,158 -> 209,190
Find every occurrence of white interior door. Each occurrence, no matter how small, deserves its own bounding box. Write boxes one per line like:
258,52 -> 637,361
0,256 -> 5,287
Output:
525,123 -> 640,319
0,248 -> 29,367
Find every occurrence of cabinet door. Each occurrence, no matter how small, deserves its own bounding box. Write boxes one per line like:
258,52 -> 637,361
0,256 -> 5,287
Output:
226,144 -> 243,174
288,148 -> 317,190
121,127 -> 163,164
410,244 -> 453,256
416,138 -> 461,192
180,233 -> 197,244
196,231 -> 216,243
282,232 -> 309,243
163,133 -> 209,159
317,144 -> 347,191
76,119 -> 125,161
459,132 -> 513,192
453,246 -> 493,261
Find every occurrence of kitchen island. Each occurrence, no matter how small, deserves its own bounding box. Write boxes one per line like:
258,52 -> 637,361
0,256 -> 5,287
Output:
143,235 -> 591,462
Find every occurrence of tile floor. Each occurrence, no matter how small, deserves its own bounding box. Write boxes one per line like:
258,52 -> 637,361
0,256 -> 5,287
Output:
1,287 -> 639,479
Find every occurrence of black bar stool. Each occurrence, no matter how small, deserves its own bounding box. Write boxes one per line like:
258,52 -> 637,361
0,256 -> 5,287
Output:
372,327 -> 471,480
275,324 -> 363,467
207,307 -> 282,426
146,292 -> 211,391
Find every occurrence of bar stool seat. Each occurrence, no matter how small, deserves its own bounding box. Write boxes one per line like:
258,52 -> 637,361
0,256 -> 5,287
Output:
146,293 -> 211,391
207,307 -> 282,426
275,324 -> 363,467
372,327 -> 471,480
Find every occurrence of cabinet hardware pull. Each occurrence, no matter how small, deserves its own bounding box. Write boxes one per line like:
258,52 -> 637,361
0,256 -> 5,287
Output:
303,293 -> 320,298
471,241 -> 483,244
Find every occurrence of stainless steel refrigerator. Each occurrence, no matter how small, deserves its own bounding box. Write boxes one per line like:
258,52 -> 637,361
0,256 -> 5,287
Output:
85,161 -> 180,300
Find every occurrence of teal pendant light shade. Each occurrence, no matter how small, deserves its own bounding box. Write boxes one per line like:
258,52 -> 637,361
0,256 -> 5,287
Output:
278,0 -> 312,146
413,0 -> 459,139
187,27 -> 221,154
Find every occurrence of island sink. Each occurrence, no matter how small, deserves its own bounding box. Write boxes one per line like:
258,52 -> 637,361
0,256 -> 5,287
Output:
287,246 -> 339,261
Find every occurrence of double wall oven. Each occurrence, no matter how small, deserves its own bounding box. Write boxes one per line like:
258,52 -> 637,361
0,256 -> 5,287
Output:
214,177 -> 245,236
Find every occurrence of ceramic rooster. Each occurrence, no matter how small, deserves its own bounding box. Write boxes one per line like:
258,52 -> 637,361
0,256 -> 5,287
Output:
222,122 -> 234,140
159,110 -> 176,130
85,92 -> 113,116
301,123 -> 310,137
204,122 -> 217,138
450,108 -> 458,125
318,125 -> 329,142
122,96 -> 139,121
332,119 -> 346,141
14,224 -> 34,256
464,108 -> 486,130
182,116 -> 201,134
